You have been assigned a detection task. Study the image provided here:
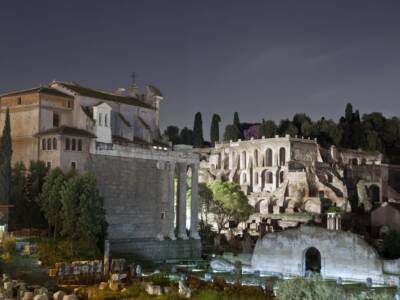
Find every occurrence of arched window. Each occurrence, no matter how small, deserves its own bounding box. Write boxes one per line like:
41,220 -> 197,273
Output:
265,148 -> 273,167
255,172 -> 259,185
65,138 -> 70,151
71,139 -> 76,151
42,139 -> 46,150
78,139 -> 82,151
254,150 -> 259,167
52,138 -> 57,150
266,172 -> 273,184
47,138 -> 52,150
241,151 -> 247,169
243,172 -> 247,184
280,171 -> 284,183
279,147 -> 286,166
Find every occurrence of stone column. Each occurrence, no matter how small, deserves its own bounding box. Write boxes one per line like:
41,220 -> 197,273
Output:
177,163 -> 188,240
190,164 -> 200,239
167,162 -> 176,240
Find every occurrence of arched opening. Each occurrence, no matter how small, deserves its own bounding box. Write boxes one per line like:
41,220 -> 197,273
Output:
265,148 -> 273,167
361,158 -> 367,165
305,247 -> 321,274
266,172 -> 273,184
241,172 -> 247,184
254,149 -> 259,167
241,151 -> 247,169
369,184 -> 380,204
351,158 -> 358,166
279,147 -> 286,166
53,138 -> 57,150
47,138 -> 52,150
279,171 -> 284,184
254,172 -> 259,185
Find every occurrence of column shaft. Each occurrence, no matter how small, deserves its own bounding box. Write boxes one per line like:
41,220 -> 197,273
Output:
167,162 -> 176,240
190,164 -> 200,239
177,163 -> 188,240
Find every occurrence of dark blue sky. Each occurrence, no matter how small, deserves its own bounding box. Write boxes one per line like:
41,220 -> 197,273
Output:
1,1 -> 400,138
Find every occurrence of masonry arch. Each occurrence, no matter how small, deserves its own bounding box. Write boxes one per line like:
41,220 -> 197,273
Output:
266,171 -> 273,184
279,170 -> 284,184
265,148 -> 273,167
241,151 -> 247,169
240,171 -> 247,185
369,184 -> 380,204
304,247 -> 321,274
254,149 -> 259,167
279,147 -> 286,166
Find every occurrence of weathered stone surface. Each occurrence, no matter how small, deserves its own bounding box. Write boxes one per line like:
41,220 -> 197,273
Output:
62,295 -> 78,300
252,225 -> 385,284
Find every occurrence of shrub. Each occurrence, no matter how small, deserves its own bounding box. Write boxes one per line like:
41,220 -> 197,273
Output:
275,276 -> 343,300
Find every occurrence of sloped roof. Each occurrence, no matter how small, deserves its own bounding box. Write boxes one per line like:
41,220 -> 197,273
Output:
55,82 -> 154,110
1,86 -> 74,99
35,126 -> 96,138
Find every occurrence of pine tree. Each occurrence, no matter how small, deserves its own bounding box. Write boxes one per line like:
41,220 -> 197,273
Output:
0,107 -> 12,204
210,114 -> 221,146
193,112 -> 204,148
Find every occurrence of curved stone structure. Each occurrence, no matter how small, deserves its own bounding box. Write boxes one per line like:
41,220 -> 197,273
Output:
251,226 -> 384,283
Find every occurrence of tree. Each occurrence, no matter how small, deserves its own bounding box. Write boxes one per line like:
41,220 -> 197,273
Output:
244,125 -> 259,140
26,161 -> 48,229
223,124 -> 241,141
180,127 -> 193,145
210,114 -> 221,146
208,181 -> 253,233
258,119 -> 277,138
38,168 -> 65,239
193,112 -> 204,148
60,172 -> 107,256
292,113 -> 312,136
345,102 -> 353,122
198,183 -> 213,225
164,126 -> 181,145
233,112 -> 240,129
9,162 -> 28,230
0,107 -> 12,204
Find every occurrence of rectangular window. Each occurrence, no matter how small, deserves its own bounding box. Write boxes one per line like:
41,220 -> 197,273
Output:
71,139 -> 76,151
71,161 -> 76,169
105,114 -> 108,127
99,113 -> 102,126
46,161 -> 52,169
78,139 -> 82,151
53,112 -> 60,127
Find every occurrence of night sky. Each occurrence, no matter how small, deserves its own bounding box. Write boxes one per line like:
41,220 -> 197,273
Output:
1,1 -> 400,139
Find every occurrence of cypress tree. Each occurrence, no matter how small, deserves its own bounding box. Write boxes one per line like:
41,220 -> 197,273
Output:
0,107 -> 12,204
210,114 -> 221,146
193,112 -> 204,148
233,112 -> 240,129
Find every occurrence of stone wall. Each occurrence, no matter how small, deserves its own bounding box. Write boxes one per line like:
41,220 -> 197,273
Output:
251,226 -> 384,283
88,151 -> 201,260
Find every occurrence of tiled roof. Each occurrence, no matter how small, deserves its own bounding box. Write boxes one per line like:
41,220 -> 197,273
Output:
56,82 -> 154,110
0,86 -> 74,99
35,126 -> 96,138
